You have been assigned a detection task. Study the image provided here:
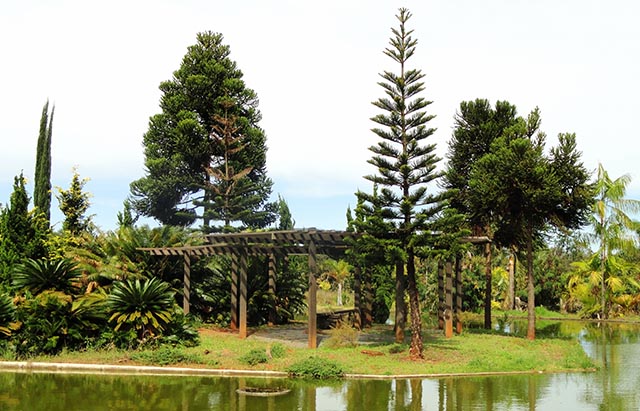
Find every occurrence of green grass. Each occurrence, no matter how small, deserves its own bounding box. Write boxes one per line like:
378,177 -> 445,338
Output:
15,324 -> 595,377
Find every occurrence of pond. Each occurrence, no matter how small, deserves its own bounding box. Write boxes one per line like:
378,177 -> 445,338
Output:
1,321 -> 638,410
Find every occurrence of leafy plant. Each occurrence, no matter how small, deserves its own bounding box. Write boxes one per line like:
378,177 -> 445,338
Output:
107,278 -> 176,339
269,342 -> 286,359
324,321 -> 359,348
239,348 -> 268,366
12,258 -> 81,295
287,356 -> 345,379
130,346 -> 204,366
0,293 -> 15,337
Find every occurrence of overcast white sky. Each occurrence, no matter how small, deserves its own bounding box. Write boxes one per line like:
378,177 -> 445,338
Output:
1,1 -> 638,232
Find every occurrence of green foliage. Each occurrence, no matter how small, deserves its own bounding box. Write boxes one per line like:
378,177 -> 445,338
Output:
0,293 -> 15,337
34,100 -> 54,224
324,321 -> 359,348
130,346 -> 204,366
193,254 -> 307,326
287,356 -> 345,379
0,173 -> 49,285
238,348 -> 269,366
107,278 -> 176,339
12,290 -> 90,357
56,169 -> 93,235
12,258 -> 82,295
269,342 -> 286,359
130,30 -> 275,229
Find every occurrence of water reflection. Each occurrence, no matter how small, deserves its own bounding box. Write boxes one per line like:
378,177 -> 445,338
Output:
0,322 -> 639,410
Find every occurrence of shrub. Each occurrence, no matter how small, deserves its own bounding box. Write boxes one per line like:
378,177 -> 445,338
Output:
269,342 -> 286,359
239,348 -> 269,366
131,346 -> 203,366
323,321 -> 359,348
287,356 -> 345,379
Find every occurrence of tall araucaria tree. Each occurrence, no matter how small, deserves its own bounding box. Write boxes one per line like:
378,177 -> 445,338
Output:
442,99 -> 519,328
34,100 -> 55,225
130,31 -> 275,231
468,110 -> 592,339
359,8 -> 445,359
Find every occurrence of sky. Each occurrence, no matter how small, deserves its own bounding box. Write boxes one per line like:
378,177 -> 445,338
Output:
1,0 -> 639,232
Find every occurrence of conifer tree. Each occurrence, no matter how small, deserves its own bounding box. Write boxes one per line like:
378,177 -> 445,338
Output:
130,31 -> 275,230
34,100 -> 54,224
360,8 -> 445,359
0,173 -> 48,285
56,169 -> 93,235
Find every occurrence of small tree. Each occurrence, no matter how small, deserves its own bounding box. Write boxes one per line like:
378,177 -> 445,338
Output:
0,173 -> 48,284
56,168 -> 93,235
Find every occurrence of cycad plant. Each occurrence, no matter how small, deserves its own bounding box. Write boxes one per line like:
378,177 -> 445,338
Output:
107,277 -> 176,339
0,293 -> 15,337
12,258 -> 82,295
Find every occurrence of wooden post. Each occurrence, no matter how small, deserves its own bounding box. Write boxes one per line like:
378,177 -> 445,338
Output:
239,247 -> 248,339
363,267 -> 373,328
353,265 -> 362,330
268,253 -> 277,326
445,260 -> 454,337
183,251 -> 191,314
230,251 -> 239,330
437,260 -> 445,330
308,238 -> 318,349
484,241 -> 492,329
455,256 -> 463,334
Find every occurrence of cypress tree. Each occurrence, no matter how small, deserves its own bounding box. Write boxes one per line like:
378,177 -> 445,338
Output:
34,100 -> 54,225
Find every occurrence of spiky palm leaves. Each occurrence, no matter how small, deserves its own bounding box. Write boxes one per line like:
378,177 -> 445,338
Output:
107,278 -> 176,339
0,293 -> 15,337
12,258 -> 81,295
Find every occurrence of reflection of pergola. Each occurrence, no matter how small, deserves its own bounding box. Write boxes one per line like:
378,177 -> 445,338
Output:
139,229 -> 359,348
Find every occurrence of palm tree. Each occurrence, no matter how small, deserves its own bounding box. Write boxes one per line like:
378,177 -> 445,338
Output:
322,259 -> 352,306
589,163 -> 640,318
107,277 -> 176,339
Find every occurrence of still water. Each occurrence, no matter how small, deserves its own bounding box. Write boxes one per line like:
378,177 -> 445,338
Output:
0,322 -> 638,410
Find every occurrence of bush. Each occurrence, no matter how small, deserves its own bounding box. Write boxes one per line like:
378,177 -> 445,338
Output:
323,321 -> 359,348
131,346 -> 204,366
269,342 -> 286,359
239,348 -> 269,366
287,356 -> 345,379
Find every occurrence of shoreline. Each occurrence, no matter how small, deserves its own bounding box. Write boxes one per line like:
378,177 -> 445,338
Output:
0,360 -> 597,380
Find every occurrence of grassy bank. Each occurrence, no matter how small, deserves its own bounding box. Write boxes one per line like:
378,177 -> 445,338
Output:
12,324 -> 595,378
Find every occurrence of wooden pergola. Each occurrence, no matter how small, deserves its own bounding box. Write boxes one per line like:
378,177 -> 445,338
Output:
139,229 -> 358,348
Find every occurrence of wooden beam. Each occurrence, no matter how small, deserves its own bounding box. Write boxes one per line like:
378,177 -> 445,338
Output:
455,256 -> 463,334
239,248 -> 248,339
230,252 -> 239,330
437,260 -> 445,330
308,238 -> 317,349
268,253 -> 277,326
183,252 -> 191,314
445,260 -> 453,338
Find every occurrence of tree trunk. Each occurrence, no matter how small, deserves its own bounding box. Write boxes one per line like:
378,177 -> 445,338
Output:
506,251 -> 515,310
484,242 -> 492,329
336,282 -> 343,306
406,248 -> 423,359
394,260 -> 406,343
526,226 -> 536,340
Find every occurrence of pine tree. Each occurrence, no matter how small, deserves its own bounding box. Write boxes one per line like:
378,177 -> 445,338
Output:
361,8 -> 445,359
34,100 -> 54,224
130,31 -> 275,230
